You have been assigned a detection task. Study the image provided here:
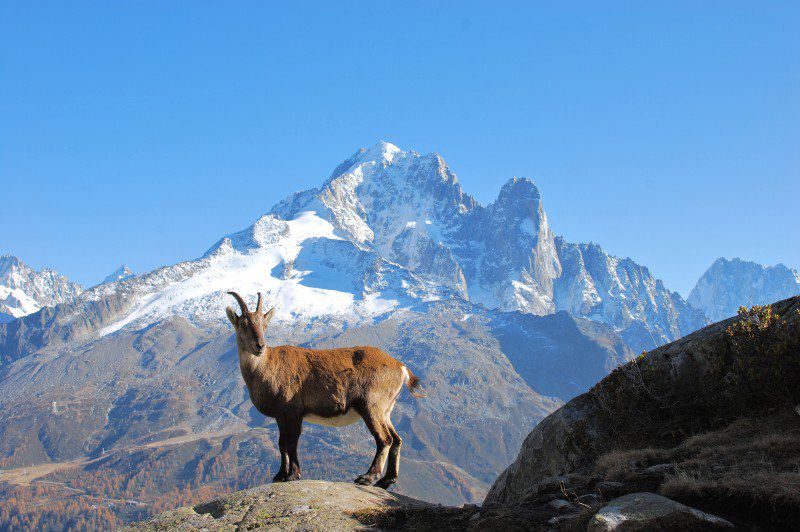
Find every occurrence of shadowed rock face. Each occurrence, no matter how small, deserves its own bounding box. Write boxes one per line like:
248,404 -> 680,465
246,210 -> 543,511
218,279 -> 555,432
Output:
485,295 -> 800,528
128,480 -> 429,531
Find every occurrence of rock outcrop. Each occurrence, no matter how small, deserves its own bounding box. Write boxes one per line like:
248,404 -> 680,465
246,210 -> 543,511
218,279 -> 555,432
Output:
486,295 -> 800,528
129,480 -> 428,531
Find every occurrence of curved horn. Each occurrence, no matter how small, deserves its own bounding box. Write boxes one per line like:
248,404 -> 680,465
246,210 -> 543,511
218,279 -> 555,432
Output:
227,291 -> 248,314
256,292 -> 263,314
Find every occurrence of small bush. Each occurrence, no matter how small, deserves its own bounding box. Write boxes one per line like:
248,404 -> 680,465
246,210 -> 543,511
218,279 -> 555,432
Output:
591,303 -> 800,448
710,305 -> 800,416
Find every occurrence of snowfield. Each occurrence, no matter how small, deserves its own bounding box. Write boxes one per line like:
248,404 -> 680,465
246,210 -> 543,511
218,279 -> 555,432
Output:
97,210 -> 433,335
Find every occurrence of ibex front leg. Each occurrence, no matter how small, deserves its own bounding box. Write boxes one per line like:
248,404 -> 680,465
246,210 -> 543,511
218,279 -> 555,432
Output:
273,418 -> 290,482
284,415 -> 303,481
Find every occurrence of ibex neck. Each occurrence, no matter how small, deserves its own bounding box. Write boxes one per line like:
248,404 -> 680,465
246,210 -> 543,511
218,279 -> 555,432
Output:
237,347 -> 272,384
238,348 -> 259,379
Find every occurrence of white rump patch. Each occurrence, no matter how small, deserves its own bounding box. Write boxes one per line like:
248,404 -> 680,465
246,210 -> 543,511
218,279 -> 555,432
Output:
303,409 -> 362,427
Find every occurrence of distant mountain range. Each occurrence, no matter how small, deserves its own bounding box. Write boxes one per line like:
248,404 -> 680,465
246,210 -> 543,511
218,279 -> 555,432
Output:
0,142 -> 797,521
688,257 -> 800,321
4,143 -> 796,348
0,254 -> 82,323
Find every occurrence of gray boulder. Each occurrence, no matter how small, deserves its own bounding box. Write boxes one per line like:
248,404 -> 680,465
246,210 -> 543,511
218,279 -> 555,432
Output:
588,492 -> 733,531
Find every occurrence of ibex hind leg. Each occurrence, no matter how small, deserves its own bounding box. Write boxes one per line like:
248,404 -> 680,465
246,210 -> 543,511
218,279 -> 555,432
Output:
373,375 -> 405,489
375,419 -> 401,489
354,407 -> 393,486
284,416 -> 303,481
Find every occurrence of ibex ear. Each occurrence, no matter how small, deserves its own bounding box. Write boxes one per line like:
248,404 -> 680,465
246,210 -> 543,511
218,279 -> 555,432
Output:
225,306 -> 238,326
263,307 -> 276,327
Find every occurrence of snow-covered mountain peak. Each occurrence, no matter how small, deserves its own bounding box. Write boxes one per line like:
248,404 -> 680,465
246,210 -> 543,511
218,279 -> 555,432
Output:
356,140 -> 403,165
100,265 -> 134,285
29,142 -> 709,351
272,142 -> 476,250
498,176 -> 539,196
688,257 -> 800,321
267,142 -> 706,349
0,254 -> 82,321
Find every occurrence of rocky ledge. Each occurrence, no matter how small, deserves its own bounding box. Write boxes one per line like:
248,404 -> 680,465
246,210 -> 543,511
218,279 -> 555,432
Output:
128,480 -> 429,531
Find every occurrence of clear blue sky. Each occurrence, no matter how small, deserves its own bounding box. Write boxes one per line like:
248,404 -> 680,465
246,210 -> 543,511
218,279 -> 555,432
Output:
1,2 -> 798,295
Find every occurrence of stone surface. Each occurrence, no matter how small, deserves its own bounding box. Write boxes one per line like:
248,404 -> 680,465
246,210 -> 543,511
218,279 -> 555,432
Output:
128,480 -> 428,531
587,493 -> 733,531
642,463 -> 676,477
595,482 -> 626,498
547,499 -> 575,512
578,493 -> 603,506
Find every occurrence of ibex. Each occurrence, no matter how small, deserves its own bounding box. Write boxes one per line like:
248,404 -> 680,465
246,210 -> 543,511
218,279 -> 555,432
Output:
226,291 -> 425,489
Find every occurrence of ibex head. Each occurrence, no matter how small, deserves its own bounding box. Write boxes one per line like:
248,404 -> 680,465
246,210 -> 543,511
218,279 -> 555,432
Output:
226,291 -> 276,356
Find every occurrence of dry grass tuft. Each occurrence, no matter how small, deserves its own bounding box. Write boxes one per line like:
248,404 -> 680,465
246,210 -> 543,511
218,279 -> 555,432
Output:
594,448 -> 671,480
592,412 -> 800,528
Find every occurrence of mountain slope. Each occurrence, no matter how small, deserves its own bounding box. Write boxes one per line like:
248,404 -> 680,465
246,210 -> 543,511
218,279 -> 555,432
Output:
0,254 -> 82,322
688,257 -> 800,321
0,296 -> 634,530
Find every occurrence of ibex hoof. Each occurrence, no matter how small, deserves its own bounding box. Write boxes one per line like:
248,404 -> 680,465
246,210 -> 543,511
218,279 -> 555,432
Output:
354,474 -> 376,486
375,477 -> 397,489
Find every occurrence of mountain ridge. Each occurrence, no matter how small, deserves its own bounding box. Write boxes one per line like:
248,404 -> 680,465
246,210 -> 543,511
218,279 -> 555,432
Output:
2,142 -> 705,353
